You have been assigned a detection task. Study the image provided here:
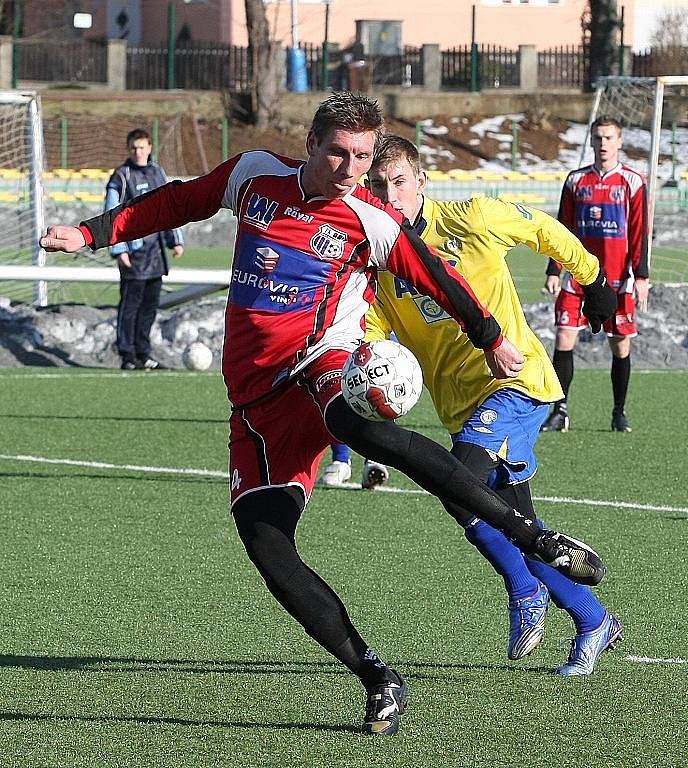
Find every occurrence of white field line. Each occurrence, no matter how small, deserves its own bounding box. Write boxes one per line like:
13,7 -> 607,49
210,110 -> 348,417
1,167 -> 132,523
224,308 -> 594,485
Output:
0,453 -> 687,514
0,371 -> 212,379
624,655 -> 687,665
0,453 -> 226,478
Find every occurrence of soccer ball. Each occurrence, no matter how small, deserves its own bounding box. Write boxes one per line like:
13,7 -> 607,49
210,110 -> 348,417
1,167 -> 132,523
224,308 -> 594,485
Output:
182,342 -> 213,371
341,340 -> 423,421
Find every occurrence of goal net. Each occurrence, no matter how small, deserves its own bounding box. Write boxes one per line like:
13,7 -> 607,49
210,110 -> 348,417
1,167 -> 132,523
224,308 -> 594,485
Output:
581,75 -> 688,284
0,91 -> 47,304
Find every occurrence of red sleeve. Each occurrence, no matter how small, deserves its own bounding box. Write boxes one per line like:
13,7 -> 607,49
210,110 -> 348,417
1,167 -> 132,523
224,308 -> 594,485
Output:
80,156 -> 241,250
629,178 -> 649,278
386,221 -> 503,350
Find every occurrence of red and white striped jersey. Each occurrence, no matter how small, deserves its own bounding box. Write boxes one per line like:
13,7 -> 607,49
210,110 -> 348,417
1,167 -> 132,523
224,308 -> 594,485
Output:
549,162 -> 649,295
80,151 -> 501,406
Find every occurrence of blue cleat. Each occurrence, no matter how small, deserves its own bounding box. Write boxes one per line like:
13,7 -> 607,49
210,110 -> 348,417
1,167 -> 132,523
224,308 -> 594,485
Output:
557,612 -> 623,676
507,582 -> 550,660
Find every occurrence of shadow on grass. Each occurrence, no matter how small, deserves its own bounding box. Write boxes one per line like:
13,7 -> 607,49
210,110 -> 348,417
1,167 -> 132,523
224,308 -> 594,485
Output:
0,710 -> 358,733
0,654 -> 552,678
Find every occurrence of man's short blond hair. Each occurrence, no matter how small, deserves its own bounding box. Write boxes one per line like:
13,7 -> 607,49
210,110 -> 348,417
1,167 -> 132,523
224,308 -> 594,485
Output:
310,92 -> 385,146
371,135 -> 422,175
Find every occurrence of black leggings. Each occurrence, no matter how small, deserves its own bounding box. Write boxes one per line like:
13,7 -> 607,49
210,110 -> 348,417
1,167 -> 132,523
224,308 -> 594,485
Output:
233,487 -> 386,687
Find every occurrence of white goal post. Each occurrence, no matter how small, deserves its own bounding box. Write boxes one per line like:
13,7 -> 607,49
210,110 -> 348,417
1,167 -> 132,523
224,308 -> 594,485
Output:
581,75 -> 688,272
0,90 -> 47,304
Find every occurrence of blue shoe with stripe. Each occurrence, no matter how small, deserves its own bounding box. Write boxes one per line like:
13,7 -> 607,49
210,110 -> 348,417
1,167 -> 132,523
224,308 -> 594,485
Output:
557,613 -> 623,676
507,582 -> 549,660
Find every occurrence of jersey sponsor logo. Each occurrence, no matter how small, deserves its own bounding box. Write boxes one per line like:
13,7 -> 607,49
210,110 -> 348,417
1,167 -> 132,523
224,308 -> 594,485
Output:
393,276 -> 452,324
244,192 -> 279,231
575,185 -> 593,201
256,246 -> 280,273
232,268 -> 302,304
284,205 -> 314,224
577,203 -> 625,238
135,182 -> 149,192
310,224 -> 348,260
231,234 -> 329,312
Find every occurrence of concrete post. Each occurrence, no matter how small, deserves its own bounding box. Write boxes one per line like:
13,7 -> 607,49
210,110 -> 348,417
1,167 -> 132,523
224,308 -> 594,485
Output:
518,44 -> 538,92
273,44 -> 287,93
421,44 -> 441,92
107,39 -> 127,90
0,36 -> 13,90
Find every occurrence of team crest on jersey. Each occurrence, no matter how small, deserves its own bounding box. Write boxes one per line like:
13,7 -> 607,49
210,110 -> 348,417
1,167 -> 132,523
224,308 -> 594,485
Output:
310,224 -> 348,260
575,185 -> 593,201
244,192 -> 279,231
445,238 -> 462,252
610,185 -> 626,202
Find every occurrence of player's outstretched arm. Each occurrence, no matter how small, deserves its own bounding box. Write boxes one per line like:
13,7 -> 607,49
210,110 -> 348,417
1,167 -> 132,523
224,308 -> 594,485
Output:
40,225 -> 86,253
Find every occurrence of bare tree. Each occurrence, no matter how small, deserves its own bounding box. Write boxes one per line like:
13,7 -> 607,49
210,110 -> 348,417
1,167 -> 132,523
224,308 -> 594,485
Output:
649,9 -> 688,48
244,0 -> 279,129
583,0 -> 619,91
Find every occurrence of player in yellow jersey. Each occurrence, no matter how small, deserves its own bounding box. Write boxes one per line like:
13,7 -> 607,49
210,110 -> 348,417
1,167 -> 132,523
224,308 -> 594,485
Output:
321,136 -> 621,675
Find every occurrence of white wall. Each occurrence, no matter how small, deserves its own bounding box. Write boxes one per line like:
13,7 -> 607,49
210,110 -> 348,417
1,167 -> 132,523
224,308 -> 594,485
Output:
633,0 -> 688,51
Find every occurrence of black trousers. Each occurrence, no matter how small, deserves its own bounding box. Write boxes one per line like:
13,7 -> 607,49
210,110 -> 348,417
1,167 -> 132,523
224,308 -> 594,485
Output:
117,277 -> 163,357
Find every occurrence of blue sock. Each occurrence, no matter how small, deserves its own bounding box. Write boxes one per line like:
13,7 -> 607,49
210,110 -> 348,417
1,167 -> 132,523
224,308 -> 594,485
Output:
464,518 -> 539,601
331,442 -> 351,463
525,519 -> 606,633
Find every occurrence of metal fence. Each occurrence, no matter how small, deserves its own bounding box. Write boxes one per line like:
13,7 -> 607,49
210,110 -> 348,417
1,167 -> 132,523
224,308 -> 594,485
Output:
441,45 -> 519,90
538,46 -> 588,88
17,38 -> 108,84
126,43 -> 251,91
632,47 -> 688,78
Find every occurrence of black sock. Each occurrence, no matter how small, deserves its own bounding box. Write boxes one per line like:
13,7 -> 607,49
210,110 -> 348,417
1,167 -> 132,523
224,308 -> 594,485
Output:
552,349 -> 574,404
611,355 -> 631,412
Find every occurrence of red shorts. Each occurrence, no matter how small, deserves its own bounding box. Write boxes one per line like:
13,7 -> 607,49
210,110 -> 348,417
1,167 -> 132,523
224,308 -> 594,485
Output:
228,349 -> 350,506
554,289 -> 637,338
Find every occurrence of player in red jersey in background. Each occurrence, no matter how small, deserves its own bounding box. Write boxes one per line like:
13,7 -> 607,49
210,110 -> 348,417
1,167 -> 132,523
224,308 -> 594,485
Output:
39,93 -> 614,736
542,116 -> 650,433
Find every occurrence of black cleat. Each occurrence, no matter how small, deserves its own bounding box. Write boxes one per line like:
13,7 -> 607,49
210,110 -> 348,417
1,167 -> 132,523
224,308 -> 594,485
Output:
540,408 -> 570,432
362,671 -> 408,736
611,409 -> 631,432
121,355 -> 143,370
138,356 -> 166,370
530,530 -> 606,586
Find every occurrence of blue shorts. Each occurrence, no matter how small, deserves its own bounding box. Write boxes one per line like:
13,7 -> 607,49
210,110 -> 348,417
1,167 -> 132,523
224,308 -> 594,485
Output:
451,389 -> 550,488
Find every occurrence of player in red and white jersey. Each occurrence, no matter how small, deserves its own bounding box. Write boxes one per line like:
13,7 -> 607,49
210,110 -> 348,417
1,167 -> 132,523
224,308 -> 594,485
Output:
40,93 -> 612,736
542,115 -> 650,433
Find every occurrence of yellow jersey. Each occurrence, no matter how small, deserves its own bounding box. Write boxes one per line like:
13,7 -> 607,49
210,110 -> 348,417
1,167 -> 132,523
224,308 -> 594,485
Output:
364,196 -> 600,433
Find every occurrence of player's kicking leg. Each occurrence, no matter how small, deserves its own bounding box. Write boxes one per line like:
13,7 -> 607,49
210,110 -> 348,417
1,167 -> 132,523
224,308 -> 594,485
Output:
325,396 -> 606,586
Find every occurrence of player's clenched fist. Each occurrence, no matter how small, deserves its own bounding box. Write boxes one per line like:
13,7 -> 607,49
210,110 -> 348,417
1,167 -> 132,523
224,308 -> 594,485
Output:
483,337 -> 525,379
39,225 -> 86,253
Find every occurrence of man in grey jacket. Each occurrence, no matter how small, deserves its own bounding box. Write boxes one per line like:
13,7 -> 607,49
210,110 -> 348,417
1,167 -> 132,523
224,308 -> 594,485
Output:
106,129 -> 184,370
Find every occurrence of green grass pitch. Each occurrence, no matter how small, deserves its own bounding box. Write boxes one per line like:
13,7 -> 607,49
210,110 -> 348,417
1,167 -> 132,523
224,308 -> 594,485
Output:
0,367 -> 686,767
